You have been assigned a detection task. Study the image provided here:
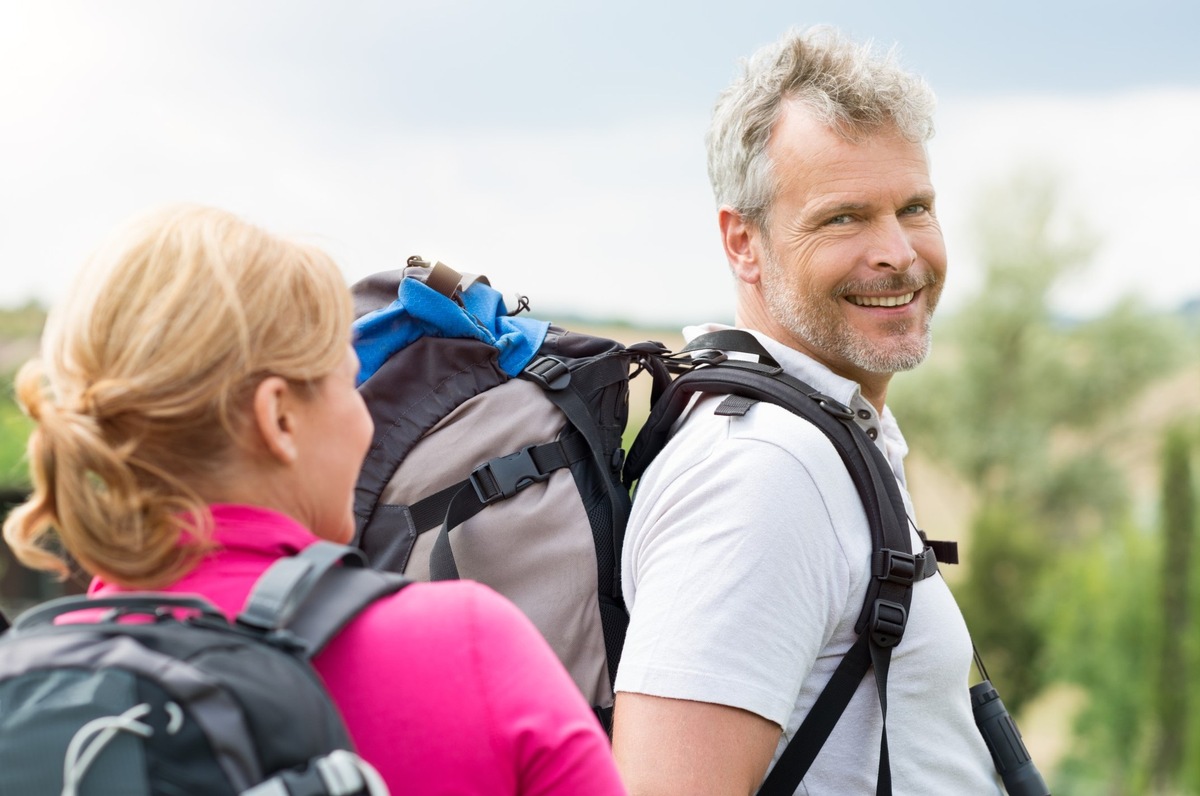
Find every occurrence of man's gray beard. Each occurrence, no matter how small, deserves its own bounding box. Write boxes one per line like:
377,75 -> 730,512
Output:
760,256 -> 935,375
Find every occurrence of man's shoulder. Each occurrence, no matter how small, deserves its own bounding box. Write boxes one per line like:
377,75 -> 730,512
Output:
639,394 -> 852,502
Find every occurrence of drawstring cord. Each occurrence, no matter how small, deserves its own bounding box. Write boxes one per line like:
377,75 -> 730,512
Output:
61,703 -> 163,796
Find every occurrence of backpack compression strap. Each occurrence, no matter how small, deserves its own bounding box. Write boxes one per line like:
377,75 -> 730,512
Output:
625,331 -> 942,796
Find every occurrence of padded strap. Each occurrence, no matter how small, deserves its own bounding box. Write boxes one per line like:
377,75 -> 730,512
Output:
239,541 -> 410,657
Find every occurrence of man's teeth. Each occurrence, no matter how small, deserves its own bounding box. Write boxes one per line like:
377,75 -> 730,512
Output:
847,292 -> 915,307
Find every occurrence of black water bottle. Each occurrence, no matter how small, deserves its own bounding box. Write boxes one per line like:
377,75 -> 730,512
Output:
970,680 -> 1051,796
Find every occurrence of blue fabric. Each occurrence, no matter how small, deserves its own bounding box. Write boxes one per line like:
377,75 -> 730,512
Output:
352,276 -> 551,385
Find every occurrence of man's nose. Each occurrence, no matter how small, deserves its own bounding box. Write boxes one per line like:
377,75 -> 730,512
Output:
870,216 -> 917,271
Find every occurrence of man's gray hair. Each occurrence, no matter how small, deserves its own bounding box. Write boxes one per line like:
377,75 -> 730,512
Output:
706,25 -> 937,229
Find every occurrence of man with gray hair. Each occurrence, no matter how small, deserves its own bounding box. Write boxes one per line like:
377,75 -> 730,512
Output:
611,26 -> 1004,795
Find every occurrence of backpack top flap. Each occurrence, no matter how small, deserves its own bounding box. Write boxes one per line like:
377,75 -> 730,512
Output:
352,261 -> 551,385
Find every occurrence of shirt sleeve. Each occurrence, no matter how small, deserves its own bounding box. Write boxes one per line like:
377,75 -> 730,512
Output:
617,403 -> 859,728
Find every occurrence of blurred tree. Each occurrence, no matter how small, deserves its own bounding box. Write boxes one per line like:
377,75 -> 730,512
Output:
1042,520 -> 1159,795
891,169 -> 1188,715
1152,425 -> 1194,792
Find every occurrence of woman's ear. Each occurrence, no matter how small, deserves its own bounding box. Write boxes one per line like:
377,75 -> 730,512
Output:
252,376 -> 299,464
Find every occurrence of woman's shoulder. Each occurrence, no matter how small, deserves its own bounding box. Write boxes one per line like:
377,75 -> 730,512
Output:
346,578 -> 540,652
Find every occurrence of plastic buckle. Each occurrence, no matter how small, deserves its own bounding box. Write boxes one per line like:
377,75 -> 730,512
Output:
688,349 -> 728,366
873,549 -> 918,585
523,356 -> 571,390
469,445 -> 549,504
812,392 -> 855,420
870,599 -> 908,648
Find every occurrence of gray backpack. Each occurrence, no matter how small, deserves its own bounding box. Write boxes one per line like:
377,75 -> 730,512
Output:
0,542 -> 407,796
350,259 -> 673,730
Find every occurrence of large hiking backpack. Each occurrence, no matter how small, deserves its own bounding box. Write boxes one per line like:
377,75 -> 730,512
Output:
0,541 -> 408,796
350,258 -> 670,728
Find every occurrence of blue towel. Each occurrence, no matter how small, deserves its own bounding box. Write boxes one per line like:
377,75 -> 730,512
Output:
352,276 -> 551,385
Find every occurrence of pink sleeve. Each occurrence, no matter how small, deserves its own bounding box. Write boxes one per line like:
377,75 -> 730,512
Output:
467,586 -> 630,796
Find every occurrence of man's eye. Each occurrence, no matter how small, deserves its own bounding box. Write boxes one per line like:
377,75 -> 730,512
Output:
900,204 -> 929,216
827,213 -> 853,225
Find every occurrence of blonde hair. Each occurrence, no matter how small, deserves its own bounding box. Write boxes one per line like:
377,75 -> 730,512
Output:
3,204 -> 353,588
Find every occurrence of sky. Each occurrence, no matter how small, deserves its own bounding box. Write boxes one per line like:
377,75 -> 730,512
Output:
2,1 -> 1198,326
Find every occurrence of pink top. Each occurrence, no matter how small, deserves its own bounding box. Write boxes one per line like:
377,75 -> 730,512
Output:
90,504 -> 627,795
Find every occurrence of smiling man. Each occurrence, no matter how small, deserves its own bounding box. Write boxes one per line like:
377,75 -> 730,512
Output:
611,26 -> 1004,796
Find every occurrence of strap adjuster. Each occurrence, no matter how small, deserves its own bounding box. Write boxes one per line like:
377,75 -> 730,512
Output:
873,549 -> 918,585
469,445 -> 550,504
870,599 -> 907,648
523,356 -> 571,390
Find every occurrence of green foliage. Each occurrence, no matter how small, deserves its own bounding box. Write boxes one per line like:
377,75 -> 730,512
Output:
0,348 -> 34,491
1153,426 -> 1194,791
0,301 -> 46,338
1043,521 -> 1160,795
0,304 -> 43,490
0,375 -> 32,489
892,168 -> 1192,728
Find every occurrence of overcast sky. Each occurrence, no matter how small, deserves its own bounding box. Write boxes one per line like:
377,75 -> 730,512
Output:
2,1 -> 1198,325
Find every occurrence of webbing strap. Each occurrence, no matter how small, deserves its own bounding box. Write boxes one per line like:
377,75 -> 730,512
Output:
426,433 -> 592,582
757,635 -> 871,795
412,434 -> 591,536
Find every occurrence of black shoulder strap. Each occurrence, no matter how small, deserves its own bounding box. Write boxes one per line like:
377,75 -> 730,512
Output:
238,541 -> 411,658
626,331 -> 938,796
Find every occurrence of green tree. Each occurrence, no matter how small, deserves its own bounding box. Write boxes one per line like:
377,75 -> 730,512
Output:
1153,426 -> 1194,792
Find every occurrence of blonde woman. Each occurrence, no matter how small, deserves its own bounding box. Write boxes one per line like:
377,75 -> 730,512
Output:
2,204 -> 627,795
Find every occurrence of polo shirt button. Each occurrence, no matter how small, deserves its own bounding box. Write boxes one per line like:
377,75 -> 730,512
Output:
867,428 -> 878,440
857,409 -> 871,419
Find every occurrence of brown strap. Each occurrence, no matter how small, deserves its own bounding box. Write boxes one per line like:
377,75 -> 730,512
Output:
424,261 -> 463,298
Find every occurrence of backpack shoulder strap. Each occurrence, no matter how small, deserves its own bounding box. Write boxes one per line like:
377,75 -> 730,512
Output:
238,541 -> 411,658
626,333 -> 938,796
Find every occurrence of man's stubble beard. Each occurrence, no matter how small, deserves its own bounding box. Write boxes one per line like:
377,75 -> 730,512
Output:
759,246 -> 940,376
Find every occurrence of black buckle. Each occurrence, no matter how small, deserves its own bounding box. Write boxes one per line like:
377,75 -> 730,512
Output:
873,549 -> 918,585
688,349 -> 728,367
870,599 -> 907,648
812,392 -> 854,420
523,356 -> 571,390
469,445 -> 550,504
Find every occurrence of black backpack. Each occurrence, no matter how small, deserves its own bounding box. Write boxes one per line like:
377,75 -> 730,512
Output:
348,259 -> 954,793
0,541 -> 408,796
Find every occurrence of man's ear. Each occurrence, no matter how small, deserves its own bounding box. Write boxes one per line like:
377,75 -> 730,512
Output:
718,206 -> 763,285
251,376 -> 298,464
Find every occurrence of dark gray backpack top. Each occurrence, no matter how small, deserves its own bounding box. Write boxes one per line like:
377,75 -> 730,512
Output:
0,542 -> 408,796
